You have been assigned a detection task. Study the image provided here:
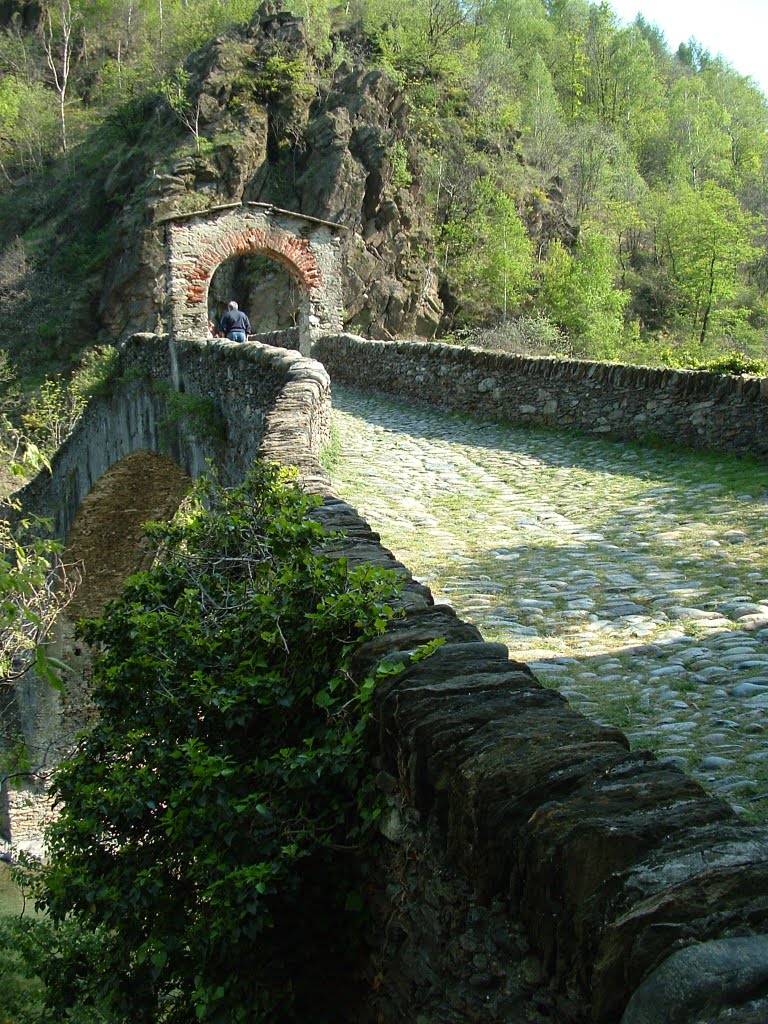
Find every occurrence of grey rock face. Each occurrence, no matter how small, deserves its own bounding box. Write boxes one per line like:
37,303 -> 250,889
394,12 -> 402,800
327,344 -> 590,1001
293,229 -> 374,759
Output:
620,937 -> 768,1024
101,6 -> 441,346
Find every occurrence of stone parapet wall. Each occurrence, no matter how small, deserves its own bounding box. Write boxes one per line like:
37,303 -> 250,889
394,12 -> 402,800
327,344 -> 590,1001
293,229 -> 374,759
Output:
14,333 -> 331,542
311,499 -> 768,1024
249,327 -> 301,350
314,334 -> 768,458
253,370 -> 768,1023
3,334 -> 332,854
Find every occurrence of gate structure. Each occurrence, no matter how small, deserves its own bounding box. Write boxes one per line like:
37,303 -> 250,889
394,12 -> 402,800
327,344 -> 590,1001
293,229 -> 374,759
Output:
161,202 -> 345,353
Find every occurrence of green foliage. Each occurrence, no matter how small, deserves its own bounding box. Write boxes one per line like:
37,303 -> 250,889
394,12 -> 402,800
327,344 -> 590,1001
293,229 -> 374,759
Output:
0,511 -> 69,689
161,68 -> 204,152
442,176 -> 535,320
251,54 -> 312,102
656,180 -> 762,343
318,421 -> 343,473
0,913 -> 109,1024
0,75 -> 60,177
282,0 -> 332,53
353,0 -> 467,80
0,433 -> 72,690
458,312 -> 572,356
21,377 -> 84,459
691,351 -> 768,375
390,140 -> 413,189
0,918 -> 45,1024
156,385 -> 226,445
540,228 -> 628,355
70,346 -> 120,403
36,462 -> 402,1023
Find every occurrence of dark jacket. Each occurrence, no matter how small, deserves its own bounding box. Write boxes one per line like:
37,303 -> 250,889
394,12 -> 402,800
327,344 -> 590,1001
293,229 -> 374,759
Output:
219,309 -> 251,335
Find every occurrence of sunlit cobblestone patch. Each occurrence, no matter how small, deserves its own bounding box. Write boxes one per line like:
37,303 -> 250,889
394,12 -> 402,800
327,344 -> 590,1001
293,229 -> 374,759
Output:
330,385 -> 768,820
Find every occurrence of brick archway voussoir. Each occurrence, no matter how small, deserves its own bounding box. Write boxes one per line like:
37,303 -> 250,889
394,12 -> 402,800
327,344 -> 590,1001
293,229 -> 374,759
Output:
181,227 -> 324,305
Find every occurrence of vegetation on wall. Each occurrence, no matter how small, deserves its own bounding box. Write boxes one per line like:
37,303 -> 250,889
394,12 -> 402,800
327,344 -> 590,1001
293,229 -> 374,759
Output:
23,462 -> 400,1022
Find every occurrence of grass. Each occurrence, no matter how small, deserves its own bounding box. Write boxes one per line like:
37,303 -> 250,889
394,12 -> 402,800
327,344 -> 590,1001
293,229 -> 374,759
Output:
0,866 -> 26,919
318,423 -> 343,474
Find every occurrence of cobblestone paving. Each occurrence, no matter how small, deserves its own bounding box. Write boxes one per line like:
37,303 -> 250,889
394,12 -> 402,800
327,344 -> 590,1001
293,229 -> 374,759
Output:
329,385 -> 768,820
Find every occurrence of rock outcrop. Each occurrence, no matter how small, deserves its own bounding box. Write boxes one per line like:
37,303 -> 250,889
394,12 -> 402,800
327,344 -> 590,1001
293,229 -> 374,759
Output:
100,2 -> 442,345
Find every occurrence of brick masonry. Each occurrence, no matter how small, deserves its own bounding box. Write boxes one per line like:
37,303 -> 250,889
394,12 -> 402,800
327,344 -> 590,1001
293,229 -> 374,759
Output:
165,205 -> 345,352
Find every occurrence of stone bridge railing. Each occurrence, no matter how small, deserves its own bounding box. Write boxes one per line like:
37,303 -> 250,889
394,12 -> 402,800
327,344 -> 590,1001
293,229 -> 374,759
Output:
262,340 -> 768,1023
314,334 -> 768,459
8,335 -> 768,1022
14,333 -> 331,541
318,485 -> 768,1024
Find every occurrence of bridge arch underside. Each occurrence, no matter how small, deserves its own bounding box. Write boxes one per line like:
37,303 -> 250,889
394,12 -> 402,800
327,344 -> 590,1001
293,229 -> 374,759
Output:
64,451 -> 191,621
167,208 -> 344,353
0,452 -> 191,852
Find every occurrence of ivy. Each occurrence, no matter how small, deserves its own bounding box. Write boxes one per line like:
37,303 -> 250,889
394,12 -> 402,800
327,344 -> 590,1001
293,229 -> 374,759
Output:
33,461 -> 401,1023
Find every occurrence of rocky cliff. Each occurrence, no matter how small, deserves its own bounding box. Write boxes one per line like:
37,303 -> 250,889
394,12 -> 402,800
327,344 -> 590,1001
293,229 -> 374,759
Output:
99,2 -> 441,344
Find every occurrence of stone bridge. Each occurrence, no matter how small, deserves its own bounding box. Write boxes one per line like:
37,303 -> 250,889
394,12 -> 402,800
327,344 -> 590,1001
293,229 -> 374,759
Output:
4,322 -> 768,1021
13,333 -> 331,542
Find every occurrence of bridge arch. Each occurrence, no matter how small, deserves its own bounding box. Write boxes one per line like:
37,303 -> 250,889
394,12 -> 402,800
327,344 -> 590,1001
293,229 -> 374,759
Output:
162,203 -> 345,353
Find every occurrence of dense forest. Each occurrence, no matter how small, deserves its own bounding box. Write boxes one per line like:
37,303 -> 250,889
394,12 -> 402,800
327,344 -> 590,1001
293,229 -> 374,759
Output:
1,0 -> 767,374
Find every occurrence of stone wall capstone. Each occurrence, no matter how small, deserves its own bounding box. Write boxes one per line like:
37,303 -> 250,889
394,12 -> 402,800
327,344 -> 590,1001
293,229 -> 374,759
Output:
313,334 -> 768,458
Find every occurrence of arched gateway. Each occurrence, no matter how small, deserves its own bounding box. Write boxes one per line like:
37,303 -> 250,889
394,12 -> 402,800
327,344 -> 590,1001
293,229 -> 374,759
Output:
160,202 -> 345,354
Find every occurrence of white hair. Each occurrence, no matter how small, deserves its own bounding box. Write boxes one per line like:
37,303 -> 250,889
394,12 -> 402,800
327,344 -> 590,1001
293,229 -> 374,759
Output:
228,300 -> 238,310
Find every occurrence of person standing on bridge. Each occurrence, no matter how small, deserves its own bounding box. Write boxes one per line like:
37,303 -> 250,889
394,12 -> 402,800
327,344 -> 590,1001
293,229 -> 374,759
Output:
218,301 -> 251,342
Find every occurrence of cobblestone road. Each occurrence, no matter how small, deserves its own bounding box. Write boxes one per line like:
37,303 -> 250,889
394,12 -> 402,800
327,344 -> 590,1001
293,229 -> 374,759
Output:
330,385 -> 768,819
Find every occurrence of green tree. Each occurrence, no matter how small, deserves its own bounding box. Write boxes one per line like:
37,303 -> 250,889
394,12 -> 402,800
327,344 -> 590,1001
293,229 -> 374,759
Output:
0,919 -> 46,1024
666,75 -> 731,188
546,0 -> 590,117
443,176 -> 534,319
354,0 -> 468,79
0,74 -> 59,178
476,0 -> 552,53
656,180 -> 762,343
565,121 -> 622,215
36,462 -> 401,1023
519,51 -> 566,176
40,0 -> 80,154
0,407 -> 75,691
161,67 -> 203,152
540,227 -> 628,354
704,63 -> 768,187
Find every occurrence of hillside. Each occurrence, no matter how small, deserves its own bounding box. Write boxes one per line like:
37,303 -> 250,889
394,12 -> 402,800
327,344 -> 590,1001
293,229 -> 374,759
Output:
0,0 -> 767,392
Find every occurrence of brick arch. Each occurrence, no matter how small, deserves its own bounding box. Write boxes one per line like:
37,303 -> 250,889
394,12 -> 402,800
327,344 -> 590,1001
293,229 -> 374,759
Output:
163,204 -> 344,354
184,226 -> 323,306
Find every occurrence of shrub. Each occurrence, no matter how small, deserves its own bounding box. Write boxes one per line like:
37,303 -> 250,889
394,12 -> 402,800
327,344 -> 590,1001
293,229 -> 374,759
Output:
470,314 -> 573,357
36,462 -> 401,1023
692,351 -> 768,375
